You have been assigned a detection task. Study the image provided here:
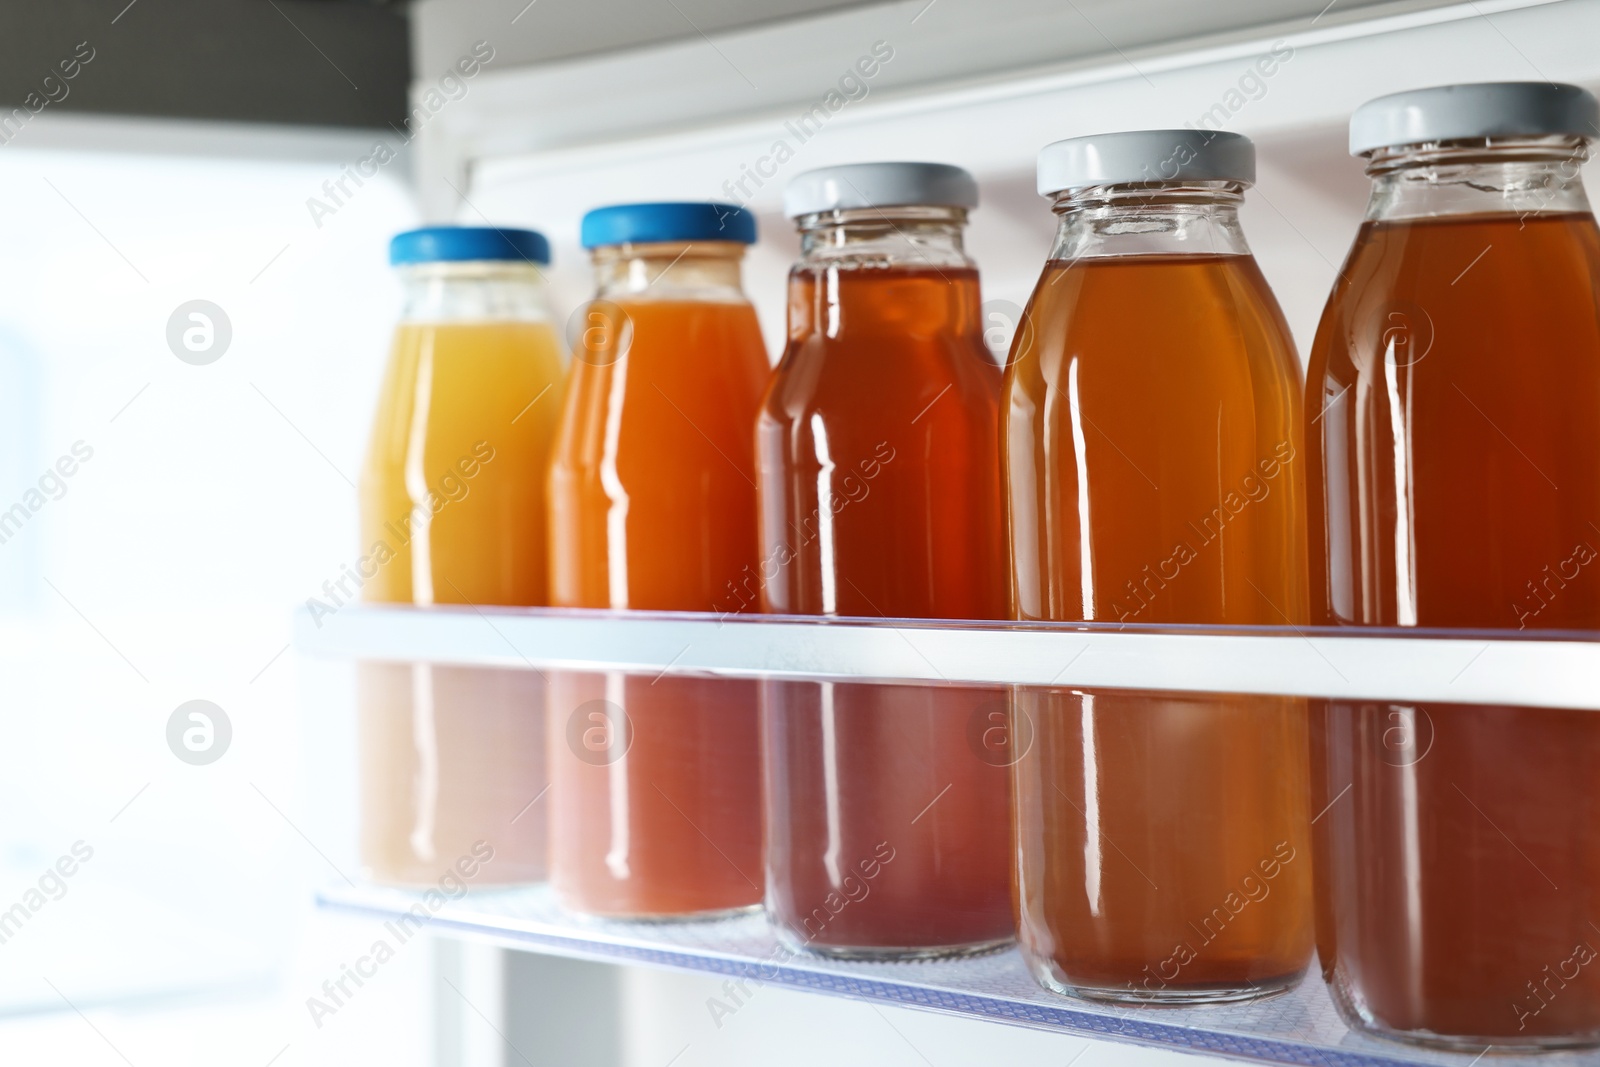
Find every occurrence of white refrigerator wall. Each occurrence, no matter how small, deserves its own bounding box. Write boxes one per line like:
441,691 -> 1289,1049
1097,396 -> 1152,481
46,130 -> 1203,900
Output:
2,2 -> 1579,1064
441,0 -> 1600,368
410,2 -> 1600,1064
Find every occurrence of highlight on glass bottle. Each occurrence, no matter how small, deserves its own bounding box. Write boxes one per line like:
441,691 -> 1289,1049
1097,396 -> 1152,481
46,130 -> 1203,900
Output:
756,163 -> 1013,959
1305,82 -> 1600,1050
1003,132 -> 1314,1003
357,226 -> 564,887
546,202 -> 769,919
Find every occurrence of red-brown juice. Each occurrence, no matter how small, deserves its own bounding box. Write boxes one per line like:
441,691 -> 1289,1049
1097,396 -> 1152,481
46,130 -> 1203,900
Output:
757,264 -> 1014,956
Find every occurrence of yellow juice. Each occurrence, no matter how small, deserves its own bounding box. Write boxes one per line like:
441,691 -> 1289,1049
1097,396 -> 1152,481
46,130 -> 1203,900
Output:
357,314 -> 564,887
360,320 -> 565,606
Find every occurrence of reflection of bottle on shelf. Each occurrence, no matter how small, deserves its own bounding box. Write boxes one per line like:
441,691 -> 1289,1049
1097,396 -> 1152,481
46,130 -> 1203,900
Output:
757,164 -> 1014,959
546,203 -> 769,919
359,663 -> 547,885
356,227 -> 565,888
1005,131 -> 1314,1004
1307,82 -> 1600,1050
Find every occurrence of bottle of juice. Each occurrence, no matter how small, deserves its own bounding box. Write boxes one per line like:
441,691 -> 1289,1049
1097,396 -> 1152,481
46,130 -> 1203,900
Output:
546,203 -> 769,918
757,163 -> 1013,958
358,226 -> 565,886
1005,132 -> 1314,1002
1306,83 -> 1600,1049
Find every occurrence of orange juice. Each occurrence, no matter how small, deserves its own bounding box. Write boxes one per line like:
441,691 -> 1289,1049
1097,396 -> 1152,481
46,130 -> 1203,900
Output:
547,298 -> 767,609
546,205 -> 769,918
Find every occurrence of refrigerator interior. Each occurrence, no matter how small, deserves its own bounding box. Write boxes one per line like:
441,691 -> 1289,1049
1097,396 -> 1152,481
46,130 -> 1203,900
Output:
0,0 -> 1597,1065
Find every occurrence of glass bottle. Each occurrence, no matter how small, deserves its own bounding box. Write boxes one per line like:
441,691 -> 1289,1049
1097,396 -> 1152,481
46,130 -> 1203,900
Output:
1005,132 -> 1314,1002
1307,82 -> 1600,1049
757,163 -> 1014,958
546,203 -> 769,918
358,226 -> 564,886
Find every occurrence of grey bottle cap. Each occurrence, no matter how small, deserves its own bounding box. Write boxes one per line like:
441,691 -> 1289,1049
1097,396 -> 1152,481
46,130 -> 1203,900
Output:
1036,130 -> 1255,196
783,162 -> 979,218
1349,82 -> 1600,155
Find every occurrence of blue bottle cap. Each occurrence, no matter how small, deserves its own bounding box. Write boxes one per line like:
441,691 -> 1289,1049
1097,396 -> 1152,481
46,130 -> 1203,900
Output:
389,226 -> 551,266
580,202 -> 757,249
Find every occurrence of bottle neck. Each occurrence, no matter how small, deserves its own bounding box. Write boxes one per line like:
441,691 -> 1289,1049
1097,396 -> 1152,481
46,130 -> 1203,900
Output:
1046,182 -> 1251,261
591,241 -> 748,301
398,262 -> 550,323
795,206 -> 973,269
787,208 -> 980,342
1363,135 -> 1593,223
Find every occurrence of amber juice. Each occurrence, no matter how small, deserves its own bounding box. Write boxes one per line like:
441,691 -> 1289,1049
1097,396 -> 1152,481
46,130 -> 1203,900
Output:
1005,190 -> 1314,1002
757,239 -> 1013,956
546,242 -> 769,918
1307,201 -> 1600,1045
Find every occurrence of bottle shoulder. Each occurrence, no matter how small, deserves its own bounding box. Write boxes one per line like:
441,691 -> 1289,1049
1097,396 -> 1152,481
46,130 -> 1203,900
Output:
1014,253 -> 1299,381
1308,211 -> 1600,382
